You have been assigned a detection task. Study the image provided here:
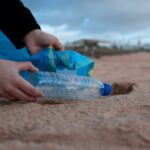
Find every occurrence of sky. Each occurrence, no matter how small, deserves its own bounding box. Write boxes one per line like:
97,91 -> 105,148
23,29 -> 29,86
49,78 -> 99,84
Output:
22,0 -> 150,45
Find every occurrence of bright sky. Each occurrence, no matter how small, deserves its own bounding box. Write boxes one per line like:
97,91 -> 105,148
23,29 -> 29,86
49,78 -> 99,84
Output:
23,0 -> 150,44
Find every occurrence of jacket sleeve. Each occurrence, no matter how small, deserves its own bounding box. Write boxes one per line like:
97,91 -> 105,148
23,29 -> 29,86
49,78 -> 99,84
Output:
0,0 -> 40,49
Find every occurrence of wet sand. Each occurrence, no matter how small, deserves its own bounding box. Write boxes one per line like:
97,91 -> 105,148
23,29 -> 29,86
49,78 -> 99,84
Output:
1,52 -> 150,150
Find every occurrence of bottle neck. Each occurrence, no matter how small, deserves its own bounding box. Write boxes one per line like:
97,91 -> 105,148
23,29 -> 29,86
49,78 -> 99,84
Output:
100,83 -> 112,96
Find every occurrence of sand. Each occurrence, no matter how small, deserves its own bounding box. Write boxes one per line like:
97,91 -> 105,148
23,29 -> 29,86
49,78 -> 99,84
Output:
1,52 -> 150,150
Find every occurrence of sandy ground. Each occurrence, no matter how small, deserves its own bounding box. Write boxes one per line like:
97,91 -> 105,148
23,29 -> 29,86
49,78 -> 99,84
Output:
1,52 -> 150,150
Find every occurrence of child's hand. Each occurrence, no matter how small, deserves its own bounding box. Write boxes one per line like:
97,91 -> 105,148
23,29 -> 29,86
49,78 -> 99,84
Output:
0,59 -> 42,101
23,29 -> 64,55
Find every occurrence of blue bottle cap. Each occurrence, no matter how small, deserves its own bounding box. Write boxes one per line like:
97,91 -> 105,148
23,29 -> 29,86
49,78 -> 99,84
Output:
102,83 -> 112,96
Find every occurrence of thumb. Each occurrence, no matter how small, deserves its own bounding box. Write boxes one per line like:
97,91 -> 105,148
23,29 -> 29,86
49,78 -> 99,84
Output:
54,39 -> 64,51
17,62 -> 39,72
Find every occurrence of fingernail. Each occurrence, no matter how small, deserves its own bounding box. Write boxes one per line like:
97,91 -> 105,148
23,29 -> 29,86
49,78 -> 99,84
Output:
35,67 -> 39,71
39,92 -> 43,97
36,91 -> 43,97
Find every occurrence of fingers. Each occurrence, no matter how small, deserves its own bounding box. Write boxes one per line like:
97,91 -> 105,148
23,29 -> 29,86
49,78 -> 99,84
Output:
0,60 -> 42,102
0,85 -> 16,100
2,82 -> 41,101
6,88 -> 37,101
3,94 -> 15,101
45,33 -> 64,51
16,76 -> 42,97
1,83 -> 37,101
14,62 -> 42,101
17,62 -> 39,72
1,77 -> 42,101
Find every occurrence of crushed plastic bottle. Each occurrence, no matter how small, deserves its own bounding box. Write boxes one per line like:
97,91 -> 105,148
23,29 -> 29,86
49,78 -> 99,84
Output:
21,71 -> 112,101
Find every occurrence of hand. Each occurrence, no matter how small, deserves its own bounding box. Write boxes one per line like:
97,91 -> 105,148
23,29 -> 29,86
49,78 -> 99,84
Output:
23,29 -> 64,55
0,59 -> 42,101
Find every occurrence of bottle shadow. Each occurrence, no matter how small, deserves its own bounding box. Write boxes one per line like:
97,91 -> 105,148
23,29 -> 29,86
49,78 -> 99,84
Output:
0,98 -> 70,105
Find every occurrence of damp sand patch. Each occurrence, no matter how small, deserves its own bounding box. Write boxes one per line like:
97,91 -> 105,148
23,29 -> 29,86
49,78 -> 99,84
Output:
111,82 -> 135,96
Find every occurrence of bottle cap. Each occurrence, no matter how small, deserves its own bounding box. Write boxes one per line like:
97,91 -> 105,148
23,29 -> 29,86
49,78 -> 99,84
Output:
102,83 -> 112,96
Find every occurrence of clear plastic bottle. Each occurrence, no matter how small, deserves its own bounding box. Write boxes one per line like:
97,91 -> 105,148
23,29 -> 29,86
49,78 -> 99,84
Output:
21,71 -> 111,101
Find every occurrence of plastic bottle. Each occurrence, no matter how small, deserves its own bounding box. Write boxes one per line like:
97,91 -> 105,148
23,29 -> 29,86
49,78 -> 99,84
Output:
21,71 -> 112,101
